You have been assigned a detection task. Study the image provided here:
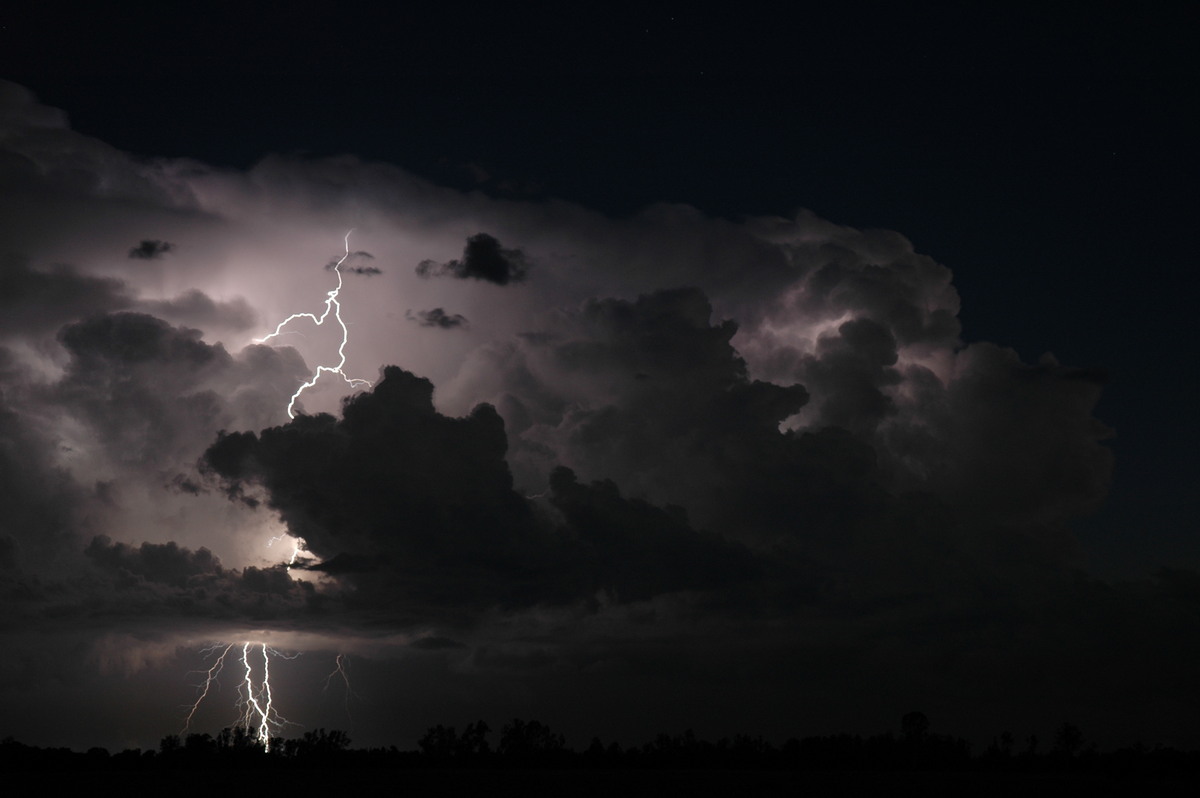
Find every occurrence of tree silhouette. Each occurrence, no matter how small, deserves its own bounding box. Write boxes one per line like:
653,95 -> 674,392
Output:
418,724 -> 459,762
498,718 -> 566,764
1054,723 -> 1083,757
456,720 -> 491,759
901,711 -> 930,741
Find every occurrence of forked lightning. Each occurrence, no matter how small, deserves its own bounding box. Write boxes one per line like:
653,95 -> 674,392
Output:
256,230 -> 372,418
183,642 -> 296,751
180,235 -> 363,749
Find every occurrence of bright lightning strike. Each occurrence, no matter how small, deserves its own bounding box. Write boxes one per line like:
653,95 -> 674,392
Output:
183,642 -> 298,751
256,230 -> 372,418
179,236 -> 368,748
266,532 -> 304,568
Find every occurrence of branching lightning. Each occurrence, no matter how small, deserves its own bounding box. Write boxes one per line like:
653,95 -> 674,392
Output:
181,243 -> 369,744
179,542 -> 356,747
256,230 -> 372,418
323,653 -> 357,718
266,532 -> 304,568
182,643 -> 236,734
183,642 -> 298,751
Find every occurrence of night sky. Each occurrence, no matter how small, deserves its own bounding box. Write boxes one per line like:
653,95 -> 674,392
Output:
2,5 -> 1198,752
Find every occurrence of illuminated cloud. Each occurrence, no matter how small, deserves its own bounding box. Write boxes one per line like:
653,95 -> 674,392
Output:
1,79 -> 1191,753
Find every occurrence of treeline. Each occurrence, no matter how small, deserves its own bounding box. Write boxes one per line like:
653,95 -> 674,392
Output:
3,714 -> 1199,777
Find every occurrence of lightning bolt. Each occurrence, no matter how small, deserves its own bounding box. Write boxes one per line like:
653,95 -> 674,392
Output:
323,653 -> 357,719
178,235 -> 368,748
183,641 -> 297,751
178,544 -> 351,749
256,230 -> 372,418
182,642 -> 236,735
266,533 -> 304,568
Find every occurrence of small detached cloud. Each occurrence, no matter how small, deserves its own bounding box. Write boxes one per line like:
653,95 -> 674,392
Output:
325,250 -> 381,276
128,239 -> 173,260
407,308 -> 469,329
416,233 -> 528,285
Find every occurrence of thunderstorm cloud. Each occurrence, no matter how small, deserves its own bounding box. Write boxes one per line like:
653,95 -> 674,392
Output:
0,79 -> 1193,752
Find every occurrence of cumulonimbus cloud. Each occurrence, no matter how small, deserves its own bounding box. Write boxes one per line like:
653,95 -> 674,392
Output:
4,79 -> 1185,750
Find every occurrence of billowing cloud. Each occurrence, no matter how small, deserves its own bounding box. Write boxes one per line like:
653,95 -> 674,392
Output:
0,254 -> 131,336
139,289 -> 258,332
1,79 -> 1191,752
202,366 -> 757,621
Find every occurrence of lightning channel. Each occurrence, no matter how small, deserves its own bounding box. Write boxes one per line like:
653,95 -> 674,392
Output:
266,532 -> 304,568
256,230 -> 372,418
182,641 -> 298,751
182,642 -> 236,735
323,653 -> 357,719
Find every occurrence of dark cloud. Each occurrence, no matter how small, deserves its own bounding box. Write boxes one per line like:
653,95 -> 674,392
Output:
546,466 -> 759,602
139,289 -> 258,332
443,284 -> 1116,619
203,366 -> 759,621
410,635 -> 467,650
0,375 -> 89,572
880,346 -> 1113,529
416,233 -> 528,285
2,81 -> 1189,750
468,288 -> 816,537
325,250 -> 381,276
128,239 -> 173,260
53,312 -> 308,471
407,308 -> 469,329
797,317 -> 901,435
0,254 -> 131,336
55,313 -> 232,470
81,535 -> 321,621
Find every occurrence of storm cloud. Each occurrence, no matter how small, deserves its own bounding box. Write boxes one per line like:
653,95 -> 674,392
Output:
0,79 -> 1193,752
202,366 -> 757,619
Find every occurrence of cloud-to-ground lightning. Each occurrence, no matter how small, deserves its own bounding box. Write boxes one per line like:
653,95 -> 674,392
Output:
178,235 -> 367,747
178,542 -> 355,747
324,653 -> 357,718
183,642 -> 298,751
182,643 -> 237,735
256,231 -> 372,418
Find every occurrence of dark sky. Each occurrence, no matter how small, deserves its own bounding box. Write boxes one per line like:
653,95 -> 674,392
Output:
1,4 -> 1198,753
